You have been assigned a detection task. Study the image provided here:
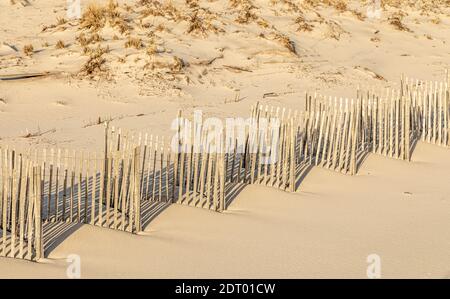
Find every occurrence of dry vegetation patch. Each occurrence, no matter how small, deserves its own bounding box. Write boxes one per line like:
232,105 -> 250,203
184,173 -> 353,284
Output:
22,44 -> 34,56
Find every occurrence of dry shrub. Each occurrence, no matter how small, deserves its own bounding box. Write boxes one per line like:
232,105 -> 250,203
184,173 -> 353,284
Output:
304,0 -> 347,11
261,32 -> 297,54
56,17 -> 67,26
171,56 -> 185,72
144,55 -> 185,72
430,17 -> 441,24
80,0 -> 129,33
23,44 -> 34,56
140,0 -> 185,21
230,0 -> 259,24
274,33 -> 296,54
388,13 -> 412,32
80,46 -> 109,76
77,32 -> 103,46
146,44 -> 157,56
80,3 -> 106,30
186,9 -> 223,36
125,37 -> 143,49
186,0 -> 199,9
324,20 -> 346,40
55,40 -> 66,49
269,0 -> 302,13
295,15 -> 314,32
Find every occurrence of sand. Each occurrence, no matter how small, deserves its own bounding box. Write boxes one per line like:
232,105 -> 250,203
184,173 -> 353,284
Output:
0,0 -> 449,278
0,142 -> 449,278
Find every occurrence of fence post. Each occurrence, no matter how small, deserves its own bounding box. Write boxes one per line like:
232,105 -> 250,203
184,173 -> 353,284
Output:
134,147 -> 141,233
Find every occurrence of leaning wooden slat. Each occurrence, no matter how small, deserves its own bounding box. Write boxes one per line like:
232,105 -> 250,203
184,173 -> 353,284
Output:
192,144 -> 200,205
331,99 -> 343,170
444,82 -> 448,146
177,138 -> 185,204
150,136 -> 158,202
77,151 -> 83,223
243,136 -> 251,184
0,149 -> 4,257
315,109 -> 326,166
9,156 -> 18,258
173,111 -> 182,202
320,100 -> 332,167
289,118 -> 296,192
84,155 -> 89,224
338,99 -> 350,172
61,169 -> 67,222
432,82 -> 438,144
258,106 -> 269,184
127,151 -> 135,233
249,120 -> 258,185
395,93 -> 401,158
282,123 -> 289,190
205,150 -> 213,208
70,169 -> 75,223
34,166 -> 43,260
343,99 -> 355,174
144,135 -> 153,201
134,147 -> 142,233
237,139 -> 245,184
198,141 -> 208,207
19,155 -> 29,258
213,152 -> 219,210
120,152 -> 130,231
256,129 -> 265,185
98,152 -> 104,226
405,91 -> 411,160
113,151 -> 120,229
378,97 -> 384,155
2,150 -> 9,257
438,82 -> 443,146
159,141 -> 164,202
25,165 -> 34,260
263,133 -> 272,186
185,144 -> 192,204
20,164 -> 30,259
139,140 -> 147,202
91,152 -> 97,225
373,96 -> 378,153
326,99 -> 338,169
218,151 -> 225,212
165,149 -> 171,202
276,124 -> 284,188
349,98 -> 361,175
389,93 -> 395,158
200,147 -> 210,208
55,148 -> 61,221
47,163 -> 53,222
105,151 -> 112,227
